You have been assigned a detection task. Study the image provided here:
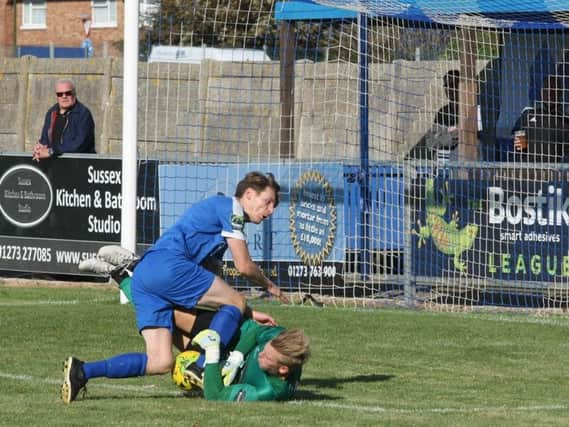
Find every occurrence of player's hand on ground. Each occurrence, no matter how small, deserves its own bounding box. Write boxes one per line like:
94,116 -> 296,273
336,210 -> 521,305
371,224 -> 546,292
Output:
267,284 -> 290,304
221,351 -> 244,386
252,310 -> 276,326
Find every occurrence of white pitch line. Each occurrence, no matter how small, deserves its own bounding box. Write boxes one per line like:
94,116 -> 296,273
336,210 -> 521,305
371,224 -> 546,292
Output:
0,297 -> 118,307
2,372 -> 567,414
289,400 -> 568,414
0,372 -> 180,396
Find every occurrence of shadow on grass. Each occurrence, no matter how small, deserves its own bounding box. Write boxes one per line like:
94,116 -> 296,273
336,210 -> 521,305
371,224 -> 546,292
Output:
302,373 -> 394,388
294,374 -> 394,400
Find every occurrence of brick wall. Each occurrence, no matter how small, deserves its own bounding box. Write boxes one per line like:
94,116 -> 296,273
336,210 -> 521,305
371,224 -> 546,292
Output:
0,0 -> 15,56
3,0 -> 123,57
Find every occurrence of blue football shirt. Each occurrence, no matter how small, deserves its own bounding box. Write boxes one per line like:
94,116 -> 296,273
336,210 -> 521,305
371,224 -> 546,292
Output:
150,195 -> 246,264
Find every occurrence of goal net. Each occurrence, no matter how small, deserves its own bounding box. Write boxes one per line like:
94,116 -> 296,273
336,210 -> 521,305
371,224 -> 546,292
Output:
137,0 -> 569,311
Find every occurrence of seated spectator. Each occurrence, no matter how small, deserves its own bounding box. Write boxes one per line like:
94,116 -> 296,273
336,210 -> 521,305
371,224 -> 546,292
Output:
511,75 -> 569,163
32,79 -> 95,162
407,69 -> 460,164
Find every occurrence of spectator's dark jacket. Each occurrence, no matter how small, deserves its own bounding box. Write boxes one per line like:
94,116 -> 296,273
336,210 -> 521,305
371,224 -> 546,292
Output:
407,101 -> 459,160
39,100 -> 95,155
512,103 -> 569,162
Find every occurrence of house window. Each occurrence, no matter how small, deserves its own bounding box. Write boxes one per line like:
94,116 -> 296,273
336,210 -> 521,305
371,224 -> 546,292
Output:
22,0 -> 46,29
92,0 -> 117,27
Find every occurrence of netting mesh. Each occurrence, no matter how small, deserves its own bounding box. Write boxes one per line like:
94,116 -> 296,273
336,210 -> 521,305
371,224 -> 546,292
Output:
313,0 -> 569,29
136,0 -> 569,311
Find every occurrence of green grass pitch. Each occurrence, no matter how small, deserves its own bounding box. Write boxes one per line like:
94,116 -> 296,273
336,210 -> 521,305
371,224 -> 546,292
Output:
2,284 -> 569,426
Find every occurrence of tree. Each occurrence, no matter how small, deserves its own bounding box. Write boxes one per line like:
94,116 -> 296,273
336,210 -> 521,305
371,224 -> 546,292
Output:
146,0 -> 275,49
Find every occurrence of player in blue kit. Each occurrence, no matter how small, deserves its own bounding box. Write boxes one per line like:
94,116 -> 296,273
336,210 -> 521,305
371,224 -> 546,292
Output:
61,172 -> 289,404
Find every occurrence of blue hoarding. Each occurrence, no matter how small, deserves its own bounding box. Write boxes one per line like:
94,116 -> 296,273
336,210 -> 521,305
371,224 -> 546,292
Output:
412,175 -> 569,282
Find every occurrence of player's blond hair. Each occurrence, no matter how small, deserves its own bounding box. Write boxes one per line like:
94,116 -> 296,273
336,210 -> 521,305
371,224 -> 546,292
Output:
271,329 -> 311,369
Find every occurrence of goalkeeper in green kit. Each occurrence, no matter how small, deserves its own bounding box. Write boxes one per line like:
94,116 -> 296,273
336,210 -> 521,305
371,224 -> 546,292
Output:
78,245 -> 311,402
192,321 -> 310,401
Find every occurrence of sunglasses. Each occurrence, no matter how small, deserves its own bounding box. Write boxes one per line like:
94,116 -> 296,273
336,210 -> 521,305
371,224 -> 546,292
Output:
56,91 -> 75,97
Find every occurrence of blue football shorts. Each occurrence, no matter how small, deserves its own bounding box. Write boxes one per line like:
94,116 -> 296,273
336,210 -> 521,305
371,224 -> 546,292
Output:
130,249 -> 215,333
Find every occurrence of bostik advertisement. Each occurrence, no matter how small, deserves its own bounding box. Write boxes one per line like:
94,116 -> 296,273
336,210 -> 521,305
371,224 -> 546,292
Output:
411,175 -> 569,282
0,155 -> 159,275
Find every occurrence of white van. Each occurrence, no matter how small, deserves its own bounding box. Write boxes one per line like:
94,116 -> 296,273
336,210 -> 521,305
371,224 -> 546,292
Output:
147,45 -> 271,64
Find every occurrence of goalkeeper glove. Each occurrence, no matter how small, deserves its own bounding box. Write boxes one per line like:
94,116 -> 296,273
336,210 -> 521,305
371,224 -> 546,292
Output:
221,351 -> 244,386
192,329 -> 220,364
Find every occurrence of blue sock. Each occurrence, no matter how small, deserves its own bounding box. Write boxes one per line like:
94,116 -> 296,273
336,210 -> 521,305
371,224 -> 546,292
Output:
83,353 -> 148,379
196,305 -> 242,368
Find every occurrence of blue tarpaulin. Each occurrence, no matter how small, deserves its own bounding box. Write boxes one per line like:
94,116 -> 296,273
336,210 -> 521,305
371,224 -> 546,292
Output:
276,0 -> 569,29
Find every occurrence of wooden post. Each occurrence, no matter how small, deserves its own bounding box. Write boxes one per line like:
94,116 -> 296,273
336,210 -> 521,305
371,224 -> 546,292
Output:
459,28 -> 479,161
279,20 -> 295,159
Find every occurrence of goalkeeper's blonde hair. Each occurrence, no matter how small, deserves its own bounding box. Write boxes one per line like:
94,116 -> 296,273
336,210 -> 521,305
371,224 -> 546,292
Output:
271,329 -> 311,369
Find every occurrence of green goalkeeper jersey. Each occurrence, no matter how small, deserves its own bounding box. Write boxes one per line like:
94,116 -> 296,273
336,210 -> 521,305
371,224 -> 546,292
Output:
203,320 -> 302,402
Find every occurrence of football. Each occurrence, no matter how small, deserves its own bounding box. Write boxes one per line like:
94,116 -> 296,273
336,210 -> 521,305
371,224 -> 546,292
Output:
172,350 -> 200,391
